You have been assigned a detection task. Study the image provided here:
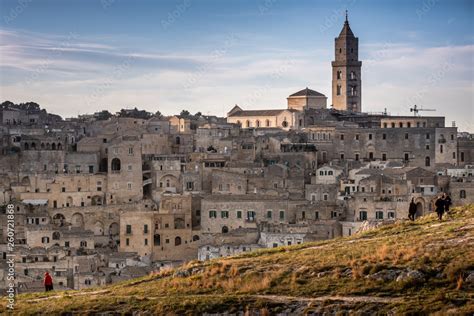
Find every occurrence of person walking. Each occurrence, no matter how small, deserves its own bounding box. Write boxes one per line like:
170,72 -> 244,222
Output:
44,272 -> 53,292
435,195 -> 445,221
443,193 -> 452,213
408,198 -> 417,221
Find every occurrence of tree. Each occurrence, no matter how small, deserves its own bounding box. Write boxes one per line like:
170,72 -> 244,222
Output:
180,110 -> 190,117
155,111 -> 162,118
194,111 -> 202,117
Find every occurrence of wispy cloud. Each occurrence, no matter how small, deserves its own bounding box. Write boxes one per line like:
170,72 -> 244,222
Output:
0,28 -> 473,132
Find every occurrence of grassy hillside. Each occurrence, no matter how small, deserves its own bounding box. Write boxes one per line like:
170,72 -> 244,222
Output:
5,205 -> 474,315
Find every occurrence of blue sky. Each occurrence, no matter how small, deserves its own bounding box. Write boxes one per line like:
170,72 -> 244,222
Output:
0,0 -> 473,131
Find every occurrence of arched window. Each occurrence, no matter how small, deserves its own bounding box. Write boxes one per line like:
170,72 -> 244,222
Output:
174,218 -> 185,229
246,120 -> 250,128
350,71 -> 356,80
52,232 -> 60,240
256,120 -> 260,127
222,226 -> 229,234
175,236 -> 182,246
460,190 -> 466,199
425,156 -> 431,167
24,143 -> 29,150
80,241 -> 87,247
57,143 -> 62,150
265,119 -> 270,127
175,136 -> 180,145
282,121 -> 288,128
46,143 -> 51,150
31,142 -> 36,150
51,143 -> 56,150
236,120 -> 241,126
41,143 -> 45,150
111,158 -> 121,171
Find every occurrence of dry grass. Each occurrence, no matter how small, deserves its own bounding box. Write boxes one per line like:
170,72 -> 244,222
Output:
6,205 -> 474,315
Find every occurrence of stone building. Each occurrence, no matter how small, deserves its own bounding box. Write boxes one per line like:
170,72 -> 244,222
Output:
332,14 -> 362,112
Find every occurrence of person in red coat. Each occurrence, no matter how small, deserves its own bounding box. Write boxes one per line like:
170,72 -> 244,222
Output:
44,272 -> 53,291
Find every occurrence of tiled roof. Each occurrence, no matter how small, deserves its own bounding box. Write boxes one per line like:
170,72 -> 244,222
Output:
228,109 -> 295,117
289,88 -> 326,97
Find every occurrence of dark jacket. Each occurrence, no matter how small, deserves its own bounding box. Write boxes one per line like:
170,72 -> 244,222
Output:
435,198 -> 445,213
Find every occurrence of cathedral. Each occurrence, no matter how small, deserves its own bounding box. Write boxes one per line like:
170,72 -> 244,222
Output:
227,14 -> 362,129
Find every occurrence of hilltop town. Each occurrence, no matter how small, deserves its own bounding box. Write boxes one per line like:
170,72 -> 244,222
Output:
0,18 -> 473,293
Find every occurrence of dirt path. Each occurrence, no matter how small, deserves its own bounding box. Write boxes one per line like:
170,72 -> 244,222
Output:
28,291 -> 398,305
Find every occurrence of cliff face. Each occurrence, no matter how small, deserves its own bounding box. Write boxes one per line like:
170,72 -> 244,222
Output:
7,206 -> 474,315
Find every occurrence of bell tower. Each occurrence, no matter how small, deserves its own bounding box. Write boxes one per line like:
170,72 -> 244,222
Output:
332,11 -> 362,112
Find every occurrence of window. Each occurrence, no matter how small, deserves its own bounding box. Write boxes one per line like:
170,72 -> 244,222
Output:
144,224 -> 148,234
314,211 -> 319,220
426,133 -> 430,139
405,133 -> 409,140
404,153 -> 409,161
383,123 -> 387,128
175,236 -> 182,246
128,165 -> 132,171
440,145 -> 443,153
267,210 -> 272,219
221,211 -> 229,218
388,211 -> 395,219
382,153 -> 387,161
337,85 -> 342,95
359,211 -> 367,221
237,210 -> 242,219
460,190 -> 466,199
382,133 -> 386,140
80,241 -> 87,247
355,134 -> 359,140
128,147 -> 133,155
368,134 -> 373,140
337,70 -> 342,79
453,152 -> 456,159
126,238 -> 130,246
425,156 -> 431,167
126,225 -> 132,234
144,238 -> 148,246
127,183 -> 132,190
209,210 -> 217,218
376,211 -> 384,220
340,153 -> 345,160
461,152 -> 465,162
154,234 -> 161,246
369,152 -> 374,160
399,122 -> 403,128
340,134 -> 344,140
279,210 -> 285,220
41,237 -> 49,244
247,211 -> 256,222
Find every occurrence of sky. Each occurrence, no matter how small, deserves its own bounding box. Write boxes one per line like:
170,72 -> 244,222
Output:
0,0 -> 473,131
